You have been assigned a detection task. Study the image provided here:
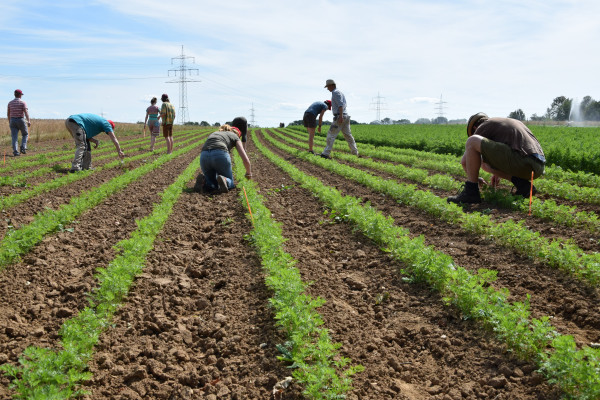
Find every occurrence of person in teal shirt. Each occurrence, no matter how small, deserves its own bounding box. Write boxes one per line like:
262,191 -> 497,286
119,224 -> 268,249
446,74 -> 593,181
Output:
65,113 -> 125,172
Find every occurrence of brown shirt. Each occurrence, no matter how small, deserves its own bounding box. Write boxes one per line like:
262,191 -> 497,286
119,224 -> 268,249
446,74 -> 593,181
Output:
476,118 -> 544,158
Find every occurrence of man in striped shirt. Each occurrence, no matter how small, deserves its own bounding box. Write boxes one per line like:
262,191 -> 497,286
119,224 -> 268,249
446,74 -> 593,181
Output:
160,93 -> 176,154
7,89 -> 31,156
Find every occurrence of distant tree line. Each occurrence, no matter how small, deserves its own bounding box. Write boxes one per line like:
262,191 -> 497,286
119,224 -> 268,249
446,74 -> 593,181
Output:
510,95 -> 600,122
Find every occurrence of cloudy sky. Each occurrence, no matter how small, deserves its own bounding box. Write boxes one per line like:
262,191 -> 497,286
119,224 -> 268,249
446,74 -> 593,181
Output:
1,0 -> 598,127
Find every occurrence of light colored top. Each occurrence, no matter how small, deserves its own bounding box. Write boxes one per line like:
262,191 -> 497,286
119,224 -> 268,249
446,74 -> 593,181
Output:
160,101 -> 175,125
331,88 -> 347,116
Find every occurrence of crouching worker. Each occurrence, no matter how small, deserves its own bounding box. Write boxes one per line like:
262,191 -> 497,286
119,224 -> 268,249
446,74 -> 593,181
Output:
447,112 -> 545,204
65,113 -> 125,173
194,124 -> 252,193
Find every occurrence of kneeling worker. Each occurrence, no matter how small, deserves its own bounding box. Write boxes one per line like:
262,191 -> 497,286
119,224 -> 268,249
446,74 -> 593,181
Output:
447,113 -> 545,204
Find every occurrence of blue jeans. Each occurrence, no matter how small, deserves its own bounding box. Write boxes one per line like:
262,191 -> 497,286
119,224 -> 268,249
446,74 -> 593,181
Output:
10,117 -> 28,155
200,149 -> 234,191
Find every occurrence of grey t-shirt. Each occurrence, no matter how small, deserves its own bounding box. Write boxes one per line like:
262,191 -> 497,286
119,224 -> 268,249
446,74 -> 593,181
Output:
202,131 -> 240,152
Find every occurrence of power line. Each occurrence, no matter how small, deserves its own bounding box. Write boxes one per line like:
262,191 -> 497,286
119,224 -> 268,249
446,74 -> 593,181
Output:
434,94 -> 448,121
369,92 -> 387,122
167,45 -> 200,125
249,103 -> 256,127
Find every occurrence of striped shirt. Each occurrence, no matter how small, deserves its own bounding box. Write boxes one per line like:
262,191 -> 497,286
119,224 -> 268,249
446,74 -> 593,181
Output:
8,98 -> 28,118
161,101 -> 176,125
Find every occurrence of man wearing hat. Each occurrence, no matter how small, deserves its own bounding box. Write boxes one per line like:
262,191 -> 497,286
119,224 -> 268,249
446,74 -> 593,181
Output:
447,113 -> 545,204
160,93 -> 176,154
65,113 -> 125,172
7,89 -> 31,156
320,79 -> 359,159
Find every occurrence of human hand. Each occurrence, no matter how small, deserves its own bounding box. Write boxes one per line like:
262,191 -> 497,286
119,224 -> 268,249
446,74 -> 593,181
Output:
490,175 -> 500,188
245,172 -> 253,180
118,151 -> 125,159
477,177 -> 488,187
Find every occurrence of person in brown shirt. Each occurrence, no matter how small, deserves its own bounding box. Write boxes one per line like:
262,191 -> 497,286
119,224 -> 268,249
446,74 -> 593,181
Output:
447,113 -> 545,204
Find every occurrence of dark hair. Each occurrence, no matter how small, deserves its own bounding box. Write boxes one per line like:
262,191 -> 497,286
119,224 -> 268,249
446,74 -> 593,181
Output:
231,117 -> 248,141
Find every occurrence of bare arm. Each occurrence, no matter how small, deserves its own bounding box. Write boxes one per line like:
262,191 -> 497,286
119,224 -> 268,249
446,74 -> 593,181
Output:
235,140 -> 252,177
24,108 -> 30,126
318,110 -> 326,133
107,132 -> 125,158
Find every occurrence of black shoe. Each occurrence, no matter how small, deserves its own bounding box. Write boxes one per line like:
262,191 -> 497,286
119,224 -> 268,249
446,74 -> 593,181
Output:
511,176 -> 537,197
194,174 -> 205,193
447,182 -> 481,204
320,153 -> 331,159
20,148 -> 26,154
83,167 -> 94,171
217,175 -> 229,193
13,152 -> 20,157
308,150 -> 316,155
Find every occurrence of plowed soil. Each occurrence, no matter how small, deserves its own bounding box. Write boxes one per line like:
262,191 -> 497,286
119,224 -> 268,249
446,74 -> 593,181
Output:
1,128 -> 597,399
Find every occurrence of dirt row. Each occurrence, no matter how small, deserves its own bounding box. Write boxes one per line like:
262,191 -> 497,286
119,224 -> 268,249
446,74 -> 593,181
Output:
0,128 -> 589,399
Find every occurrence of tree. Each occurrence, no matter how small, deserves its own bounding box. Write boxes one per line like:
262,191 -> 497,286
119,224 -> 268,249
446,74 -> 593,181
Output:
546,96 -> 571,121
508,109 -> 526,121
414,118 -> 431,124
530,113 -> 545,121
200,121 -> 210,127
395,119 -> 411,124
213,122 -> 220,127
382,117 -> 392,124
432,116 -> 448,124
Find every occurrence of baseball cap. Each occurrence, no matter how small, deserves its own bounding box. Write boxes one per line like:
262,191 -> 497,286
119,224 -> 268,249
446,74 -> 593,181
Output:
324,79 -> 336,87
107,120 -> 115,130
467,112 -> 488,137
14,89 -> 23,96
161,93 -> 169,101
324,100 -> 332,110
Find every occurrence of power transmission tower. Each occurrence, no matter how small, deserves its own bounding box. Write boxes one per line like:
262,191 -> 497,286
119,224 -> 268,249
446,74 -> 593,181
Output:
434,94 -> 448,122
369,92 -> 387,122
167,45 -> 200,125
249,103 -> 256,127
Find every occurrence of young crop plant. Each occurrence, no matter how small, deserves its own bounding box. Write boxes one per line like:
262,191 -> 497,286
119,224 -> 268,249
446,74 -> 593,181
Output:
254,132 -> 600,399
232,146 -> 364,399
0,155 -> 201,399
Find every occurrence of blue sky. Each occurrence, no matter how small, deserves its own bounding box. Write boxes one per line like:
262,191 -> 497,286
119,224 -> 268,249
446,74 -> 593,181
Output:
1,0 -> 598,127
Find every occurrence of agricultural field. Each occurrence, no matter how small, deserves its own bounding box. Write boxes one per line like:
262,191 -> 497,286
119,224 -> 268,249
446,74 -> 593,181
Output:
0,124 -> 598,399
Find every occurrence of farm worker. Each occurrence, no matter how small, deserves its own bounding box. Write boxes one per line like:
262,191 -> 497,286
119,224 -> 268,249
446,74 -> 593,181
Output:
194,124 -> 252,194
7,89 -> 31,156
303,100 -> 332,154
231,116 -> 248,150
160,93 -> 176,154
447,112 -> 545,204
144,97 -> 161,151
320,79 -> 359,159
65,113 -> 125,173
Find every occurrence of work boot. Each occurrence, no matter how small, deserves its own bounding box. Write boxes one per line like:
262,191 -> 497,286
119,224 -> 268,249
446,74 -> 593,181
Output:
511,176 -> 537,197
447,181 -> 481,204
320,153 -> 331,159
194,173 -> 205,193
20,147 -> 26,155
217,175 -> 229,193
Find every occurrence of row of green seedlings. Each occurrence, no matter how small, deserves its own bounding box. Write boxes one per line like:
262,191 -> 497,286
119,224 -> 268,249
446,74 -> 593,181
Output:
0,131 -> 208,213
262,129 -> 600,288
281,127 -> 600,204
0,129 -> 206,187
274,129 -> 600,234
285,125 -> 600,189
0,156 -> 201,399
253,131 -> 600,400
0,137 -> 204,269
231,152 -> 364,399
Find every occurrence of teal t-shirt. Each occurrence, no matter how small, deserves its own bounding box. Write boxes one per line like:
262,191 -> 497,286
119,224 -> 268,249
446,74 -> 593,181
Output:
68,113 -> 113,139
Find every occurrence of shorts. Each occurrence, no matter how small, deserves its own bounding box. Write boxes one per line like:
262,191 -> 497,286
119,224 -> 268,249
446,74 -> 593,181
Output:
148,120 -> 160,136
303,112 -> 317,128
480,138 -> 545,180
162,124 -> 173,138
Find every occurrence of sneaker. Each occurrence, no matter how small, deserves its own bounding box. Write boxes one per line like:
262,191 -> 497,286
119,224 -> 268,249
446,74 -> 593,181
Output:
69,169 -> 80,173
217,175 -> 229,193
308,150 -> 316,155
320,153 -> 331,159
194,174 -> 205,193
20,148 -> 26,155
447,182 -> 481,204
13,152 -> 20,157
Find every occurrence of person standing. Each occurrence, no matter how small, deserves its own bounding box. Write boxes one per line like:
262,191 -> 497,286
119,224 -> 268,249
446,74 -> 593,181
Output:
144,97 -> 161,151
65,113 -> 124,172
160,93 -> 176,154
320,79 -> 359,159
231,116 -> 248,150
447,112 -> 545,204
303,100 -> 331,154
7,89 -> 31,156
194,124 -> 252,194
